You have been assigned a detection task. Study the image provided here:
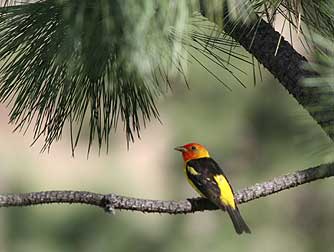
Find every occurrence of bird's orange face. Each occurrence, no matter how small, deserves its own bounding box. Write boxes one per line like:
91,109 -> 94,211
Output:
174,143 -> 210,163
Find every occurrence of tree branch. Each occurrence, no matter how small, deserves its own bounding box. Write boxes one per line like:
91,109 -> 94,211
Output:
199,2 -> 334,142
0,162 -> 333,214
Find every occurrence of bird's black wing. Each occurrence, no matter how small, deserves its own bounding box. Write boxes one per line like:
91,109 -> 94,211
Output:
186,157 -> 232,209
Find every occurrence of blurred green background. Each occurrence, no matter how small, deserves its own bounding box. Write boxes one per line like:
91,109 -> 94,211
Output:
0,33 -> 334,252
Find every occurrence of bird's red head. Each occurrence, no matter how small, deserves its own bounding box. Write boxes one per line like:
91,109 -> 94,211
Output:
174,143 -> 210,163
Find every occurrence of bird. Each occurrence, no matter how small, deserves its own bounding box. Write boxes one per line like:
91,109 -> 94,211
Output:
175,142 -> 251,234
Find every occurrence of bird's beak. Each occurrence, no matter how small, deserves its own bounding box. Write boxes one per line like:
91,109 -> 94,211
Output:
174,146 -> 187,152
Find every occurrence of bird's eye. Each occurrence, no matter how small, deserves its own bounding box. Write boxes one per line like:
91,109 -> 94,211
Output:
191,146 -> 196,150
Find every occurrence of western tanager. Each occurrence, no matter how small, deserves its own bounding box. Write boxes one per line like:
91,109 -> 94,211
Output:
175,143 -> 251,234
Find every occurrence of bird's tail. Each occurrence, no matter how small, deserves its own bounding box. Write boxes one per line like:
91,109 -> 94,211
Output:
226,206 -> 251,234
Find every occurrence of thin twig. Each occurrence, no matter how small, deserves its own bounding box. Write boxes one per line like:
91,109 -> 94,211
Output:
0,162 -> 333,214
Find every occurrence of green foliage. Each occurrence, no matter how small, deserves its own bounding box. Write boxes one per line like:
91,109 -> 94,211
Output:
302,35 -> 334,138
299,1 -> 334,84
0,0 -> 191,153
252,0 -> 334,38
0,0 -> 253,153
0,0 -> 333,152
304,36 -> 334,88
